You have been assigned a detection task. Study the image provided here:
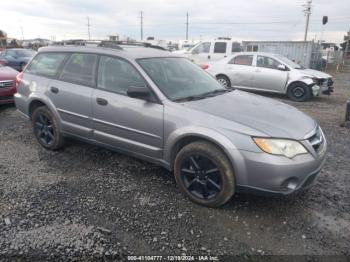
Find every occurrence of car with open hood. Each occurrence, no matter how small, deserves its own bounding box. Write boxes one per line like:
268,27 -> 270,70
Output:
205,52 -> 334,102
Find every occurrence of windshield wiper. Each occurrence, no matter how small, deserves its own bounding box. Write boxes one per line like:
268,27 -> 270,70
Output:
174,89 -> 232,102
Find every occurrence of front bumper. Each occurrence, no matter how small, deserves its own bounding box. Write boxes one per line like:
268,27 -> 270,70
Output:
232,145 -> 327,196
0,86 -> 16,105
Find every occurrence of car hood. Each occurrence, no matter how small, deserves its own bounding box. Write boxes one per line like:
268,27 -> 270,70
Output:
299,68 -> 331,79
0,66 -> 18,80
182,91 -> 316,140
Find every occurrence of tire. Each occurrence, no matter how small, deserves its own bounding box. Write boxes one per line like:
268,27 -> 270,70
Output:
216,75 -> 231,89
32,106 -> 64,150
174,141 -> 235,207
287,82 -> 312,102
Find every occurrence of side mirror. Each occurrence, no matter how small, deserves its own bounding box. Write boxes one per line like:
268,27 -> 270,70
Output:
277,64 -> 288,71
127,86 -> 151,100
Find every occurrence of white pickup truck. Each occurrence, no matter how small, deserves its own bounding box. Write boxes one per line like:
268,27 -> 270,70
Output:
173,39 -> 242,65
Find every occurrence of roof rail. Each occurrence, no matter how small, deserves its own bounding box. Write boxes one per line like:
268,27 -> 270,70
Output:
50,40 -> 168,51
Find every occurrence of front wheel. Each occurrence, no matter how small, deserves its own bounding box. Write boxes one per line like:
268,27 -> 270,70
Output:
174,141 -> 235,207
216,75 -> 231,89
32,106 -> 64,150
287,82 -> 312,102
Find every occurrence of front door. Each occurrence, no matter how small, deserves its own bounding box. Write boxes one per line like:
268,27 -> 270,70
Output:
92,55 -> 163,159
188,42 -> 211,65
254,55 -> 288,93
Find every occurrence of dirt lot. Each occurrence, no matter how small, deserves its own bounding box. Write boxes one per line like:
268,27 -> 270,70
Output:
0,73 -> 349,261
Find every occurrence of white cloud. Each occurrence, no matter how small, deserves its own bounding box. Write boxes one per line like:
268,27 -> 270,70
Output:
0,0 -> 349,43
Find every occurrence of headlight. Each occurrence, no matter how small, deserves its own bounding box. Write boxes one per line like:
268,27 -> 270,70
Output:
253,137 -> 307,158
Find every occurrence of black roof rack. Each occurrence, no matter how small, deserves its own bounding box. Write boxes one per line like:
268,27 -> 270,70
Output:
50,40 -> 168,51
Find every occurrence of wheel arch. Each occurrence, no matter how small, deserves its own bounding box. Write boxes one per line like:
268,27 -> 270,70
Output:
165,128 -> 237,172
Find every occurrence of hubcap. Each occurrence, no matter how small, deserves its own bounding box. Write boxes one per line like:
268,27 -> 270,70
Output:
180,155 -> 222,200
34,114 -> 55,146
217,78 -> 228,88
293,86 -> 305,98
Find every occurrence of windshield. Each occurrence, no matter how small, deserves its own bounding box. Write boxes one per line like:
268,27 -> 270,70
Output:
275,55 -> 304,69
138,57 -> 226,101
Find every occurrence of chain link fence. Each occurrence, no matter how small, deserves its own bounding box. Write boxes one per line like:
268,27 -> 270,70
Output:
311,50 -> 350,72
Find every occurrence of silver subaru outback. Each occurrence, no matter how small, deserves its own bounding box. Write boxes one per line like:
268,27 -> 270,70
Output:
14,44 -> 327,207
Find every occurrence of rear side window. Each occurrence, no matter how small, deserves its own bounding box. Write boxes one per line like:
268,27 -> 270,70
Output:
214,42 -> 227,53
229,55 -> 254,66
26,53 -> 67,77
97,56 -> 146,95
59,53 -> 98,86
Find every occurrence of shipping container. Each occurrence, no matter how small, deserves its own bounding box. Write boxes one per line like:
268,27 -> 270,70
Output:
242,41 -> 320,68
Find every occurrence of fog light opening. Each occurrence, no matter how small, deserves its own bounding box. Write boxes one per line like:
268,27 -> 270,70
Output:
281,177 -> 299,192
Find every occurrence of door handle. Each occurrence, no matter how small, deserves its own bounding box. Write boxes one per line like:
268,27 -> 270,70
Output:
96,97 -> 108,106
208,55 -> 211,59
255,69 -> 261,72
50,86 -> 59,94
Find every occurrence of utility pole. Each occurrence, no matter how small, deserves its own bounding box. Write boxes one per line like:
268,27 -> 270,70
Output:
87,16 -> 91,40
303,0 -> 312,41
140,11 -> 143,41
20,26 -> 24,40
186,12 -> 189,40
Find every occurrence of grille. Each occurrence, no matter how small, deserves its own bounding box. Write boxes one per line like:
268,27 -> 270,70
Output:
0,80 -> 14,89
0,95 -> 13,100
307,127 -> 325,155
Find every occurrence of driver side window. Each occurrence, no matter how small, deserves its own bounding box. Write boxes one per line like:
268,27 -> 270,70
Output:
192,42 -> 211,54
98,56 -> 146,95
257,56 -> 282,70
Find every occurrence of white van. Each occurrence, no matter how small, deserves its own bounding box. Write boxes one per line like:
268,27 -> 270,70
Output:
173,39 -> 242,65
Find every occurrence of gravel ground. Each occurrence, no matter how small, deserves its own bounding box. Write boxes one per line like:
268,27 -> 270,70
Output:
0,72 -> 349,261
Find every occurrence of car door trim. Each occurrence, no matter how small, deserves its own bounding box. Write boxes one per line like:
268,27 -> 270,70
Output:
57,108 -> 89,119
92,117 -> 162,140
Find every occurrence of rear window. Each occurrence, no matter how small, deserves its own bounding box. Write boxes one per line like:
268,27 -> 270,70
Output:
59,53 -> 98,87
26,53 -> 67,77
229,55 -> 254,66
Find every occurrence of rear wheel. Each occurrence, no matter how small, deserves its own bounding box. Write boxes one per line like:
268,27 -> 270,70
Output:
174,141 -> 235,207
216,75 -> 231,89
287,82 -> 312,102
32,106 -> 64,150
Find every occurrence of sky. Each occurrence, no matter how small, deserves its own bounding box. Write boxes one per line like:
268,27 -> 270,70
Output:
0,0 -> 349,44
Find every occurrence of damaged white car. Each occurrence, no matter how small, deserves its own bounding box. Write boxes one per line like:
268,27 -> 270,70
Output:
205,52 -> 334,102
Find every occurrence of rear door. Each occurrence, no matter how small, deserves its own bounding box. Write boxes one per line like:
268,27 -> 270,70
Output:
48,52 -> 98,138
92,56 -> 163,159
254,55 -> 288,92
211,42 -> 229,61
225,54 -> 255,88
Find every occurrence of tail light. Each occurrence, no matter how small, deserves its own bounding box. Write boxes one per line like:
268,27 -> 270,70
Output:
15,72 -> 24,89
201,64 -> 209,70
0,60 -> 6,66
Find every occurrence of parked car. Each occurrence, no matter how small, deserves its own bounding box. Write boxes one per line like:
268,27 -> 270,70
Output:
0,48 -> 36,71
205,52 -> 334,102
15,45 -> 327,207
173,39 -> 242,65
0,64 -> 18,105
